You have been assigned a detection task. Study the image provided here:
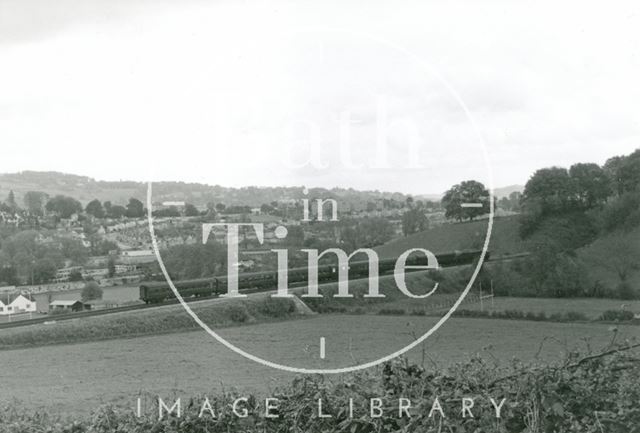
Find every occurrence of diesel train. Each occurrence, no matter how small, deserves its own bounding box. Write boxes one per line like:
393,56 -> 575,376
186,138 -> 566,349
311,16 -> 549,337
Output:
139,249 -> 488,303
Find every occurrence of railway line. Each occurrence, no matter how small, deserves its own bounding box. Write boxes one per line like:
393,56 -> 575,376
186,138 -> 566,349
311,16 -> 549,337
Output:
0,252 -> 529,330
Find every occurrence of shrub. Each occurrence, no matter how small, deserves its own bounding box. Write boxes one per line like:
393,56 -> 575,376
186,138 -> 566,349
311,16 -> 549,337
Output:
257,297 -> 295,318
224,304 -> 250,323
564,311 -> 588,321
599,309 -> 635,322
549,312 -> 564,322
617,281 -> 636,300
377,308 -> 406,316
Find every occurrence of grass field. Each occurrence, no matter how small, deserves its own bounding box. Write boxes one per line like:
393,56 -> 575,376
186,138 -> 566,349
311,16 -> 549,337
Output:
374,215 -> 524,258
0,314 -> 635,416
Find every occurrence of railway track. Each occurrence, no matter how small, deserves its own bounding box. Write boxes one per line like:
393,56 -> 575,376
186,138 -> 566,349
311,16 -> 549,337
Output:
0,253 -> 529,331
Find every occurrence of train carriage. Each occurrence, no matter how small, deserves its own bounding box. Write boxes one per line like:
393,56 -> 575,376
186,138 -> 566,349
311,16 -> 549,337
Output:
139,249 -> 488,304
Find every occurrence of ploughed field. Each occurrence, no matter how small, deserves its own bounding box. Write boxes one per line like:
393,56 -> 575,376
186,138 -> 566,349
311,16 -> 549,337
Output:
0,314 -> 636,416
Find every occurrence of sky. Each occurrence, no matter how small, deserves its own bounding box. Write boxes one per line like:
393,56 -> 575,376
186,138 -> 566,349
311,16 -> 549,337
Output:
1,0 -> 639,195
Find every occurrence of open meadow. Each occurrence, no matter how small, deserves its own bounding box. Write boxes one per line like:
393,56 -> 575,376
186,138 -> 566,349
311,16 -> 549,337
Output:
0,314 -> 636,416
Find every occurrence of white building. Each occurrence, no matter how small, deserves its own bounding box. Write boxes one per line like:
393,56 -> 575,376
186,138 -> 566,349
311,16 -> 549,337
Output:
0,294 -> 37,316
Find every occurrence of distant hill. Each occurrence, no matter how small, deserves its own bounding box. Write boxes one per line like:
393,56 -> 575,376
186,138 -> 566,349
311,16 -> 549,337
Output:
0,171 -> 414,208
375,216 -> 525,258
0,170 -> 526,208
493,184 -> 524,198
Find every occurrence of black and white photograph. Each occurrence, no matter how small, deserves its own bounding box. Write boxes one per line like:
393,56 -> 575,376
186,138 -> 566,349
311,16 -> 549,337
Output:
0,1 -> 639,431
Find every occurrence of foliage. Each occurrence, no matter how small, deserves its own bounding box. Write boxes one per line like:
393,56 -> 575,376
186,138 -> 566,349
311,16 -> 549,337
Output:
497,191 -> 522,212
599,309 -> 635,322
153,206 -> 181,218
1,346 -> 639,432
81,281 -> 103,301
342,217 -> 395,249
223,304 -> 251,323
591,190 -> 640,232
85,199 -> 105,218
451,308 -> 592,322
569,162 -> 610,208
184,203 -> 200,217
606,148 -> 640,195
257,297 -> 296,317
582,230 -> 640,278
162,243 -> 226,280
0,229 -> 90,284
107,257 -> 116,278
45,195 -> 82,219
126,198 -> 145,219
108,204 -> 127,219
22,191 -> 48,215
442,180 -> 491,221
400,208 -> 428,236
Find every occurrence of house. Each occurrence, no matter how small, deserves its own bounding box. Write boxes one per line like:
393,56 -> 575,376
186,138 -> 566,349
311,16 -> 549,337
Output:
54,266 -> 84,283
0,294 -> 37,316
49,300 -> 90,313
84,299 -> 118,310
119,250 -> 156,265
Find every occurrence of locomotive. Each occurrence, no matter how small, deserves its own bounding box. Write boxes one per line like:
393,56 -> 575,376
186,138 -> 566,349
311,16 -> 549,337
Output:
139,249 -> 488,303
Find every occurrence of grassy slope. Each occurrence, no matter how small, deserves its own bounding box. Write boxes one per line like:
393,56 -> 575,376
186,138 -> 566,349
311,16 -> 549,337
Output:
577,226 -> 640,291
375,216 -> 525,259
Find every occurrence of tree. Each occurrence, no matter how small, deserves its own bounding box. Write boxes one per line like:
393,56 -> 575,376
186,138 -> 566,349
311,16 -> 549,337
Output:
23,191 -> 48,216
604,156 -> 626,196
153,207 -> 181,218
342,218 -> 395,249
401,208 -> 428,236
32,259 -> 57,284
581,230 -> 640,298
0,266 -> 19,286
603,149 -> 640,196
521,167 -> 574,217
108,205 -> 127,219
162,243 -> 226,280
215,203 -> 226,212
81,281 -> 103,301
59,237 -> 89,265
618,149 -> 640,193
126,198 -> 145,218
107,257 -> 116,278
45,195 -> 82,219
6,190 -> 17,212
260,203 -> 274,214
184,203 -> 200,217
68,270 -> 84,282
569,163 -> 610,208
442,180 -> 491,222
85,199 -> 105,219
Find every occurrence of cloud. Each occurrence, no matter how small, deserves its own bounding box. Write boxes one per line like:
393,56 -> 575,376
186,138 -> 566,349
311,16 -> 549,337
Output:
0,0 -> 638,195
